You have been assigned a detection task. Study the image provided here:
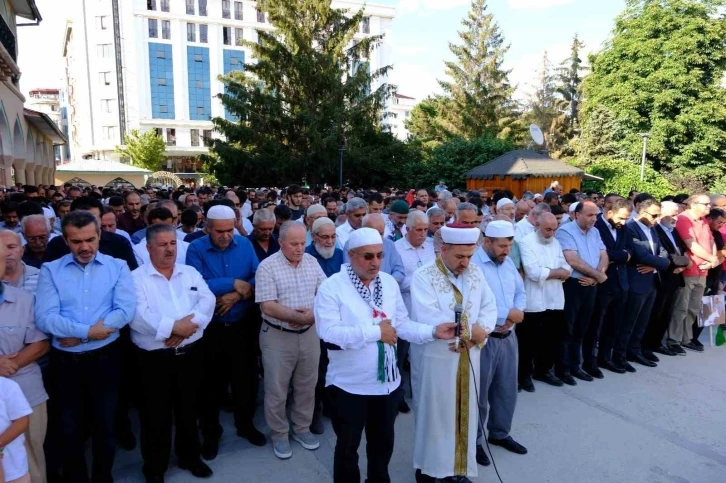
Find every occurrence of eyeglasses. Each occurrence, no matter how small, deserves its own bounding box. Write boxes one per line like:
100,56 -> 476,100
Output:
315,235 -> 336,241
354,251 -> 385,261
643,212 -> 660,219
694,201 -> 711,206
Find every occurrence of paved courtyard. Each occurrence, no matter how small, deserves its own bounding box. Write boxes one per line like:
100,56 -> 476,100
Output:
114,335 -> 726,483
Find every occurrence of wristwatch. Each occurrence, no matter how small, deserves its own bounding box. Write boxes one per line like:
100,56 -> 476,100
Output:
81,338 -> 89,344
431,326 -> 439,340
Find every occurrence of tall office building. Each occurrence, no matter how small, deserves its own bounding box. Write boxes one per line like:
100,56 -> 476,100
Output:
63,0 -> 395,185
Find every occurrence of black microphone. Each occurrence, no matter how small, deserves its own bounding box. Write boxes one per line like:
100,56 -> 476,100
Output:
454,303 -> 463,348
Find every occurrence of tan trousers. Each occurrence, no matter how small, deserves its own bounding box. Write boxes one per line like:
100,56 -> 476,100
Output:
260,322 -> 320,441
24,402 -> 47,483
668,276 -> 706,345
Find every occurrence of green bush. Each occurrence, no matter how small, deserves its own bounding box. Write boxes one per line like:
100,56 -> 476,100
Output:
580,158 -> 675,199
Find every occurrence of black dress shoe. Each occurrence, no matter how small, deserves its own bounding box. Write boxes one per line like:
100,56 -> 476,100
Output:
117,427 -> 137,451
398,400 -> 411,414
442,477 -> 473,483
627,354 -> 657,367
669,344 -> 686,355
179,460 -> 213,478
583,364 -> 604,379
642,351 -> 660,363
556,372 -> 577,386
600,359 -> 626,374
654,345 -> 676,357
237,426 -> 266,447
415,469 -> 436,483
533,372 -> 564,387
682,342 -> 704,352
145,476 -> 164,483
692,339 -> 704,349
519,377 -> 535,392
614,358 -> 636,372
201,439 -> 218,461
488,436 -> 528,455
572,368 -> 594,382
476,444 -> 491,466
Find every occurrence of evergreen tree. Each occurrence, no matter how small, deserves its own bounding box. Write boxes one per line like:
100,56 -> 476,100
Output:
115,129 -> 167,172
404,95 -> 456,148
206,0 -> 394,186
438,0 -> 514,139
525,51 -> 561,148
555,34 -> 586,136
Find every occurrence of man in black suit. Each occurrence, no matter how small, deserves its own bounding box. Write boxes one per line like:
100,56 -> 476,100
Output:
644,201 -> 688,357
584,197 -> 632,378
618,199 -> 671,372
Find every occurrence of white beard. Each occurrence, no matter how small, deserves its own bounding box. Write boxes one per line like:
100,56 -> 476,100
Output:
537,232 -> 554,245
315,243 -> 335,259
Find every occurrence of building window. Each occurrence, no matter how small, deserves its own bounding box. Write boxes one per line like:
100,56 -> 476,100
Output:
203,129 -> 212,146
162,20 -> 170,39
186,0 -> 194,15
222,0 -> 230,19
154,128 -> 163,137
361,17 -> 370,34
199,24 -> 208,43
235,28 -> 244,46
191,129 -> 200,146
102,126 -> 115,140
147,0 -> 156,10
148,19 -> 158,38
234,1 -> 243,20
194,54 -> 203,62
156,48 -> 166,58
199,0 -> 207,16
101,99 -> 113,113
97,44 -> 112,58
158,77 -> 167,86
196,106 -> 205,115
159,105 -> 168,113
160,0 -> 170,12
187,23 -> 196,42
166,128 -> 176,146
96,16 -> 109,30
99,71 -> 111,85
257,9 -> 265,23
222,27 -> 231,45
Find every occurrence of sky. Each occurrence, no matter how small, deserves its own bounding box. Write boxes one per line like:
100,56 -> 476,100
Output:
16,0 -> 627,103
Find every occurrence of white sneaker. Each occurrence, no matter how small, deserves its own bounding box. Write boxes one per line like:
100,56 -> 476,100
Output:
292,431 -> 320,450
273,438 -> 293,459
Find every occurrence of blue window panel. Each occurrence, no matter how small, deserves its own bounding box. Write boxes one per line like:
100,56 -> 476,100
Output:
222,50 -> 245,121
187,46 -> 211,120
149,43 -> 175,119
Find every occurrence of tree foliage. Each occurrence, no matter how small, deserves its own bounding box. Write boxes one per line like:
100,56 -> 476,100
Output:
205,0 -> 394,186
115,129 -> 167,172
581,0 -> 726,182
525,51 -> 563,149
580,158 -> 675,199
576,105 -> 629,162
555,34 -> 586,138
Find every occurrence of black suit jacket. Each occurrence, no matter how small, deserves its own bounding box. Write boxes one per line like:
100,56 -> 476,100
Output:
594,216 -> 630,292
43,230 -> 138,271
654,223 -> 687,289
626,221 -> 670,295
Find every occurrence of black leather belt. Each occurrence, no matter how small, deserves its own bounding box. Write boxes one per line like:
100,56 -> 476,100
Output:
264,320 -> 311,334
158,339 -> 200,356
489,330 -> 512,339
323,341 -> 342,351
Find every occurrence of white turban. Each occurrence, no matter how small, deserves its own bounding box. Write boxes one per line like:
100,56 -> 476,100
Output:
348,227 -> 382,250
206,205 -> 236,220
440,226 -> 480,244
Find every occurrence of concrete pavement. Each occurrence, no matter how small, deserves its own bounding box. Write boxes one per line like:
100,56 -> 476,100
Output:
114,340 -> 726,483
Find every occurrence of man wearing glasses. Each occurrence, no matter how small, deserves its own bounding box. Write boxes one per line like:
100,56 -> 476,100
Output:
21,214 -> 53,268
667,194 -> 717,353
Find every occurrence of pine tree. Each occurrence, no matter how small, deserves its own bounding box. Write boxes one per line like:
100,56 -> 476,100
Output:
555,34 -> 586,136
525,51 -> 561,148
438,0 -> 514,140
206,0 -> 395,186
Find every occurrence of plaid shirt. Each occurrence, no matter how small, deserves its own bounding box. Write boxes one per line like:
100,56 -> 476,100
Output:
255,251 -> 327,329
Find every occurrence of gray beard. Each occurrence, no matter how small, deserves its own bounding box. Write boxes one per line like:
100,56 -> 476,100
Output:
315,243 -> 335,259
537,232 -> 554,245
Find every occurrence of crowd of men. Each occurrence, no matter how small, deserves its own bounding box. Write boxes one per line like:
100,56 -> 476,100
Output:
0,179 -> 723,483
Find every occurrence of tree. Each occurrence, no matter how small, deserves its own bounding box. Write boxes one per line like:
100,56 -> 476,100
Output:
404,95 -> 456,148
576,105 -> 629,162
206,0 -> 393,186
555,34 -> 586,136
580,158 -> 675,199
115,129 -> 166,172
582,0 -> 726,182
525,51 -> 562,149
437,0 -> 514,140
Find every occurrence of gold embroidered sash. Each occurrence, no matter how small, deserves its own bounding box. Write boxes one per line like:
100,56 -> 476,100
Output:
435,255 -> 470,476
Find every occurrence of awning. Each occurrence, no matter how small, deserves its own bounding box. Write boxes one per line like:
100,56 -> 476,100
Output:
24,108 -> 67,144
582,173 -> 604,182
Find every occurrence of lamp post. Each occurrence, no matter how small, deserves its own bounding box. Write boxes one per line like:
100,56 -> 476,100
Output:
338,144 -> 346,189
640,133 -> 649,183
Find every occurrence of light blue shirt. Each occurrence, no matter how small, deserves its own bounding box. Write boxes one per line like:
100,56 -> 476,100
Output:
555,221 -> 606,279
343,236 -> 405,284
35,252 -> 136,352
472,248 -> 526,328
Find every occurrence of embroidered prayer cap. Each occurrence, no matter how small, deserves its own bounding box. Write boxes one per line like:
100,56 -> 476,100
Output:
206,205 -> 236,220
348,227 -> 383,250
440,224 -> 480,245
390,200 -> 410,214
312,217 -> 334,233
306,204 -> 327,217
568,201 -> 579,213
485,220 -> 515,238
496,198 -> 514,210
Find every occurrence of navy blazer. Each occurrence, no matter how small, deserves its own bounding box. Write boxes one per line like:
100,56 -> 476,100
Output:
594,216 -> 630,292
654,223 -> 687,289
626,220 -> 670,295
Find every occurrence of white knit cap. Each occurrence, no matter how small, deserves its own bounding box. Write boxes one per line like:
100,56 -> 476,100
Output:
348,227 -> 382,250
306,204 -> 327,217
42,206 -> 55,219
496,198 -> 514,210
485,220 -> 515,238
440,226 -> 480,244
206,205 -> 236,220
312,217 -> 334,233
568,201 -> 579,213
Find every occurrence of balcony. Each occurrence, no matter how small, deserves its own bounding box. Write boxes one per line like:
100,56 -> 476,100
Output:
0,14 -> 20,80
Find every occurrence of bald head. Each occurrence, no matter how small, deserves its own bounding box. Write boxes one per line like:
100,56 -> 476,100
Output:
515,200 -> 531,222
536,212 -> 558,242
362,213 -> 386,237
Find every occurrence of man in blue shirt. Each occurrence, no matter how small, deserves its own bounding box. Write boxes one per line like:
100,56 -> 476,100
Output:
185,205 -> 262,460
35,211 -> 135,483
343,213 -> 405,284
471,220 -> 528,463
555,201 -> 609,386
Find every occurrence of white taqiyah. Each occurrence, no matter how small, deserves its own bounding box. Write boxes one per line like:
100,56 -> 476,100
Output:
347,227 -> 382,250
206,205 -> 236,220
496,198 -> 514,210
440,226 -> 480,245
485,220 -> 515,238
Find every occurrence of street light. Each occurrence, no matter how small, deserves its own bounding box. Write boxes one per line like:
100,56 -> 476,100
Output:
640,133 -> 650,183
338,144 -> 347,189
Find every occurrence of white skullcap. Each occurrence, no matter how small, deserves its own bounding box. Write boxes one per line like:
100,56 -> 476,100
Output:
568,201 -> 579,213
178,194 -> 187,204
441,226 -> 480,245
42,206 -> 55,219
534,193 -> 543,199
312,217 -> 334,233
206,205 -> 236,220
496,198 -> 514,210
347,227 -> 382,250
485,220 -> 515,238
307,204 -> 327,217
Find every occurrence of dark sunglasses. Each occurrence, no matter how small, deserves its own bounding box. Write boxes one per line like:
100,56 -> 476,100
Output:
355,252 -> 385,261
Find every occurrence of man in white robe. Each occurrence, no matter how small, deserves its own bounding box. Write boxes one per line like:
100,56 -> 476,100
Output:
410,224 -> 496,483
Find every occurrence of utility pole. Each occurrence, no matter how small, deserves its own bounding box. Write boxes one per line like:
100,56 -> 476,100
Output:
338,145 -> 346,189
640,133 -> 649,183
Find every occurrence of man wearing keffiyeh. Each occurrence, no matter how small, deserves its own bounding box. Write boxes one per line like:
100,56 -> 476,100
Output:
314,227 -> 457,483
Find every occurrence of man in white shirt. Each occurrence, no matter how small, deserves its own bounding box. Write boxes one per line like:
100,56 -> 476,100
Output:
514,203 -> 551,242
130,223 -> 215,481
518,213 -> 571,389
314,228 -> 456,483
133,207 -> 189,267
335,197 -> 367,248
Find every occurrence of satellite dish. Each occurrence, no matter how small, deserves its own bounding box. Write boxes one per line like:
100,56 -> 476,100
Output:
529,124 -> 545,146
